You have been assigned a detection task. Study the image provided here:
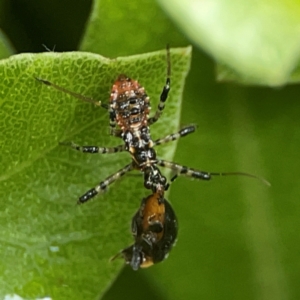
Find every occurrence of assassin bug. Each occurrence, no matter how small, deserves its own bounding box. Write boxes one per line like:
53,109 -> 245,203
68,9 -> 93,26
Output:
36,47 -> 269,270
36,46 -> 269,204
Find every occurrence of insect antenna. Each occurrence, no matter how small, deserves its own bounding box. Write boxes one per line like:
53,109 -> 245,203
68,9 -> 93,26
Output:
35,77 -> 108,109
209,171 -> 271,186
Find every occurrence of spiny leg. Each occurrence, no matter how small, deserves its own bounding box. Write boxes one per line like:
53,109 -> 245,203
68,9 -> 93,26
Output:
153,125 -> 196,147
35,77 -> 108,109
77,163 -> 133,204
60,141 -> 126,154
148,45 -> 171,126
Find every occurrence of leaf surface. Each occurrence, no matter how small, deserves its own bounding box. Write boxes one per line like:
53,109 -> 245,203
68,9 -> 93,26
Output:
158,0 -> 300,85
0,47 -> 191,299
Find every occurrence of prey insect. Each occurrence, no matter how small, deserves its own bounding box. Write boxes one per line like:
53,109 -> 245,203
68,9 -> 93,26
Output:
111,191 -> 178,270
36,46 -> 269,205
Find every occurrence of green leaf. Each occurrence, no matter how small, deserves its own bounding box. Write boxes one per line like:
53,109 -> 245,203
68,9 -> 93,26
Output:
0,47 -> 191,298
216,60 -> 300,85
157,0 -> 300,85
0,29 -> 14,59
80,0 -> 187,56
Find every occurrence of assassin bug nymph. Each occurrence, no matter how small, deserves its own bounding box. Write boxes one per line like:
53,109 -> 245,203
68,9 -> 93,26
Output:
36,46 -> 269,204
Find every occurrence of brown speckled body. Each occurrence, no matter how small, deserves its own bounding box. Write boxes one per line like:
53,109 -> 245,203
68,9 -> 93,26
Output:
108,75 -> 169,195
110,75 -> 150,130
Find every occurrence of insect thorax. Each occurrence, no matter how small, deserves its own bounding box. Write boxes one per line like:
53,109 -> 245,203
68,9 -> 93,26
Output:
110,74 -> 151,130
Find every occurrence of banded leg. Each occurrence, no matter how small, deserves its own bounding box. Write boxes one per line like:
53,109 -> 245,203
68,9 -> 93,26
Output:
153,125 -> 196,147
60,141 -> 126,154
108,108 -> 122,137
110,129 -> 123,138
78,163 -> 133,204
35,77 -> 108,109
148,45 -> 171,125
157,160 -> 271,185
156,159 -> 211,180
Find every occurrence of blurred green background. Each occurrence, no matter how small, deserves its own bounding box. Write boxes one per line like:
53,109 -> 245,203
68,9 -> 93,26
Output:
0,0 -> 299,299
